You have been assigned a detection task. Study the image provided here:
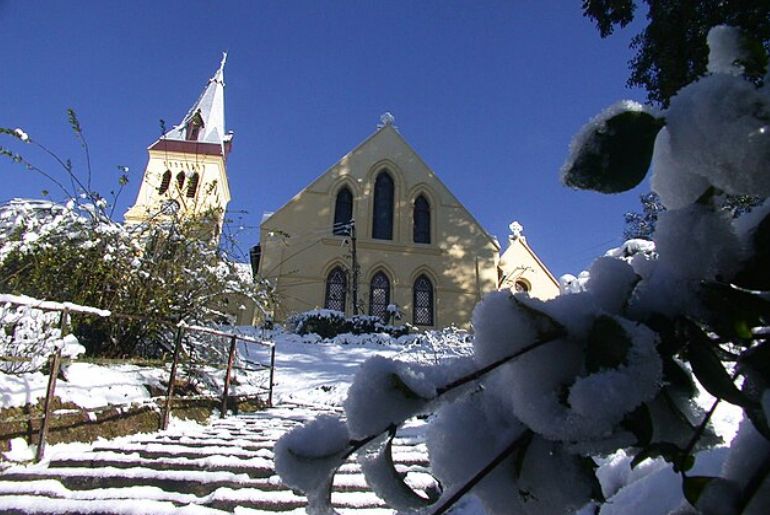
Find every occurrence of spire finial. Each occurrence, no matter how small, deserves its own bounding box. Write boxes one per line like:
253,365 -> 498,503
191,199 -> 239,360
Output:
378,112 -> 395,129
211,52 -> 227,85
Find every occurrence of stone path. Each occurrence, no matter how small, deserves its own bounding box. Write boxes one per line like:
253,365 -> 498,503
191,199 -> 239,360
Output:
0,406 -> 433,514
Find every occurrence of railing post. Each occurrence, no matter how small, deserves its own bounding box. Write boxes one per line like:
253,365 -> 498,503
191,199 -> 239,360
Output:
268,344 -> 276,408
36,308 -> 68,462
221,334 -> 238,418
161,325 -> 184,430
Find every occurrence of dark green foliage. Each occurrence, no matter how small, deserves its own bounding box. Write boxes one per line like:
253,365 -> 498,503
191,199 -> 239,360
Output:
288,310 -> 349,339
582,0 -> 635,37
583,0 -> 770,106
631,441 -> 693,472
563,110 -> 663,193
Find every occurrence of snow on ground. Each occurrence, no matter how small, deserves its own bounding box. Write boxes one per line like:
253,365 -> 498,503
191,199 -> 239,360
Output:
0,325 -> 748,514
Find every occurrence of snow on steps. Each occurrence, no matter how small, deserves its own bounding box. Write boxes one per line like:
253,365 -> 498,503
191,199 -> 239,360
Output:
0,406 -> 431,514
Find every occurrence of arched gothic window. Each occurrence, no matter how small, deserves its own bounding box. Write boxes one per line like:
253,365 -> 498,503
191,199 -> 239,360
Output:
413,275 -> 434,326
176,172 -> 186,190
413,194 -> 431,244
333,187 -> 353,235
369,271 -> 390,320
324,267 -> 347,313
372,172 -> 394,240
158,170 -> 172,194
186,173 -> 200,198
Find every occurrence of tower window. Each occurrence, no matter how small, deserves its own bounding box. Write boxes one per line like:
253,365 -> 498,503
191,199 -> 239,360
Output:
325,266 -> 347,313
369,271 -> 390,320
413,194 -> 431,244
185,110 -> 205,141
333,187 -> 353,235
372,171 -> 394,240
413,274 -> 434,326
186,173 -> 200,198
176,172 -> 186,190
158,170 -> 171,194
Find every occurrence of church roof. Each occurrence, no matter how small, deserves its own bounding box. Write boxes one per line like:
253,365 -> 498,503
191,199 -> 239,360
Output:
158,53 -> 231,147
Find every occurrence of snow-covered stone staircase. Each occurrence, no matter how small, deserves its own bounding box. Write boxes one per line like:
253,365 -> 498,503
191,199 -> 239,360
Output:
0,406 -> 432,514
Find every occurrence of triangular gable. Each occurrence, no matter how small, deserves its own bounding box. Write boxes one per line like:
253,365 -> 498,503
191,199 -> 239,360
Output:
262,124 -> 499,250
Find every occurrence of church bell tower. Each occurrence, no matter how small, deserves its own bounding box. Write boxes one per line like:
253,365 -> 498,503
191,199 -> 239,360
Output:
124,53 -> 233,241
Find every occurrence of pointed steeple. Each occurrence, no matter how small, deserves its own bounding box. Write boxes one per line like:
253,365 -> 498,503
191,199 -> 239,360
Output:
127,54 -> 233,239
151,52 -> 233,157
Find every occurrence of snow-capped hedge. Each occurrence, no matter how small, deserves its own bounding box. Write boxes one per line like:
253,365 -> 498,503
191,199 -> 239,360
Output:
285,309 -> 409,340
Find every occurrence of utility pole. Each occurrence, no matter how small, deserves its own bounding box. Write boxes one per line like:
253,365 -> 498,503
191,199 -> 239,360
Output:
350,219 -> 360,315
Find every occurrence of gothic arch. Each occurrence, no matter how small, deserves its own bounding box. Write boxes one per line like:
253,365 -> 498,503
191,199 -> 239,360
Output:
368,269 -> 392,320
331,180 -> 356,236
371,171 -> 394,240
412,274 -> 435,326
323,264 -> 348,313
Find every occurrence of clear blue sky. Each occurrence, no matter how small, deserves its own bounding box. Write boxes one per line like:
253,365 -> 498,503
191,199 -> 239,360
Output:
0,1 -> 651,277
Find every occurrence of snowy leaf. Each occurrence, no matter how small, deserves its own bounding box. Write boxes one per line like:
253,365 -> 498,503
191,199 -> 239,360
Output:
562,104 -> 664,193
630,442 -> 691,472
358,428 -> 433,510
682,475 -> 718,507
661,356 -> 696,397
274,415 -> 350,513
585,315 -> 632,373
513,295 -> 566,340
389,373 -> 430,401
684,320 -> 757,409
620,404 -> 653,447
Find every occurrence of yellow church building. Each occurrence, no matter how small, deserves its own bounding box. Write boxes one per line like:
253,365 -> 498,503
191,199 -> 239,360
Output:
124,57 -> 560,329
255,114 -> 560,328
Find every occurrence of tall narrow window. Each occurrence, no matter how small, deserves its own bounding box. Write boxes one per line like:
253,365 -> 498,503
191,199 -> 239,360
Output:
369,271 -> 390,320
176,172 -> 186,190
333,187 -> 353,235
185,110 -> 204,141
413,194 -> 431,243
158,170 -> 172,194
372,172 -> 394,240
325,267 -> 347,313
186,173 -> 200,198
413,275 -> 434,326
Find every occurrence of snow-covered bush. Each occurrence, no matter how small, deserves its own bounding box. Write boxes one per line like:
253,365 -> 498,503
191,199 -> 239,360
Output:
285,309 -> 410,340
275,26 -> 770,513
285,310 -> 349,339
0,199 -> 270,357
0,116 -> 272,357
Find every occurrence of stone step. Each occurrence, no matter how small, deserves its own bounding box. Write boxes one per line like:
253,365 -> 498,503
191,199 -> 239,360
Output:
0,468 -> 261,497
0,405 -> 433,513
48,454 -> 275,479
